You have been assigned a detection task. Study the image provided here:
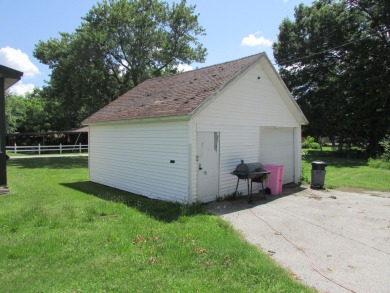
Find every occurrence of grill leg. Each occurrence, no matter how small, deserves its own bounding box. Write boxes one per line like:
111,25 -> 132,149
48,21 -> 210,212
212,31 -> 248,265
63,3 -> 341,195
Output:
248,179 -> 253,204
261,180 -> 266,200
234,178 -> 239,195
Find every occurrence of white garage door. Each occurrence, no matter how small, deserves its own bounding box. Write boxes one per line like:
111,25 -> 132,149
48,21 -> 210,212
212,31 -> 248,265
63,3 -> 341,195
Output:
260,127 -> 295,184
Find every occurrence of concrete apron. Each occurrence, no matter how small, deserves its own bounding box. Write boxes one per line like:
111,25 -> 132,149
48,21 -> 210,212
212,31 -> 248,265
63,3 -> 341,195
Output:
207,187 -> 390,293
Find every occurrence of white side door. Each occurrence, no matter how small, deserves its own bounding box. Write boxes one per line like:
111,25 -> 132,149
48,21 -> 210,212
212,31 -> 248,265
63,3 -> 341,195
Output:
197,132 -> 220,202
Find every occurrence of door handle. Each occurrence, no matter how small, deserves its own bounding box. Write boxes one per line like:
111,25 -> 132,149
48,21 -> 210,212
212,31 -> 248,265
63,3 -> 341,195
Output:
199,164 -> 203,170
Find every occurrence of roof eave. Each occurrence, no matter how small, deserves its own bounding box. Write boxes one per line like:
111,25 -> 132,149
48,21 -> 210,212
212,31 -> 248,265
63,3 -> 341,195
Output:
83,114 -> 190,126
0,65 -> 24,89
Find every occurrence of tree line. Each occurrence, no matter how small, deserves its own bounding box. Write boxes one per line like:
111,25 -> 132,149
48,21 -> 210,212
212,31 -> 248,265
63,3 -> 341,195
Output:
6,0 -> 206,132
5,0 -> 389,155
273,0 -> 389,154
5,90 -> 50,133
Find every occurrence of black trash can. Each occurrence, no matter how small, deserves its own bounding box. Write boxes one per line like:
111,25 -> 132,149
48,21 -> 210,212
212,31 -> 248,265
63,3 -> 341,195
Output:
311,160 -> 327,188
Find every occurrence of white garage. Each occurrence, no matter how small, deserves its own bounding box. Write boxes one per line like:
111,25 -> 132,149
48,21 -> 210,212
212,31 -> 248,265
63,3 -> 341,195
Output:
83,53 -> 308,203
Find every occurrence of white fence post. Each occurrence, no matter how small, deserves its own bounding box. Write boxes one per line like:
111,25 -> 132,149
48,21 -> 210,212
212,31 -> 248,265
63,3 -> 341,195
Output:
38,144 -> 41,155
79,143 -> 82,153
14,143 -> 17,154
60,143 -> 62,154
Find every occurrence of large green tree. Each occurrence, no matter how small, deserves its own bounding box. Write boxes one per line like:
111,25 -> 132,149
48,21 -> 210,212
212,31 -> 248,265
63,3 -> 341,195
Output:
5,93 -> 26,133
34,0 -> 206,130
5,89 -> 51,133
273,0 -> 390,154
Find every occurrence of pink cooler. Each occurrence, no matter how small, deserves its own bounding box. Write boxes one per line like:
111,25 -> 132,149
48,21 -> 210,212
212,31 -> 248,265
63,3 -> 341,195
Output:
264,164 -> 284,195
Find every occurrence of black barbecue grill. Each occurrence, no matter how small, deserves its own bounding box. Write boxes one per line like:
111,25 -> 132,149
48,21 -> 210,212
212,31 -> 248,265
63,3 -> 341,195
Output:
231,160 -> 270,203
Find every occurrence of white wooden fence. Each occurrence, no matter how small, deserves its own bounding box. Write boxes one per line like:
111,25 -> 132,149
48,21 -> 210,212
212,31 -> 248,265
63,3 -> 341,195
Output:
6,143 -> 88,155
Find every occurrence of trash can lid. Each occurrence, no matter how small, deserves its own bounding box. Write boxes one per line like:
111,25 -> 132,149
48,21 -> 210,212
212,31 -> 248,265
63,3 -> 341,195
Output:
311,160 -> 327,166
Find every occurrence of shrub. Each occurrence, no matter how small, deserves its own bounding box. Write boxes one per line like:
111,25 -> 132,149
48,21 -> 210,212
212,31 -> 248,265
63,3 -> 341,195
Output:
301,140 -> 310,149
368,158 -> 390,170
368,141 -> 390,170
311,142 -> 321,149
379,141 -> 390,162
302,136 -> 320,149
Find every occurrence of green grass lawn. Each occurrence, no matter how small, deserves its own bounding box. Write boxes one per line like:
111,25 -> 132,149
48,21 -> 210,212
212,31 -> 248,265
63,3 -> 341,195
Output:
302,150 -> 390,191
6,152 -> 29,157
1,157 -> 311,293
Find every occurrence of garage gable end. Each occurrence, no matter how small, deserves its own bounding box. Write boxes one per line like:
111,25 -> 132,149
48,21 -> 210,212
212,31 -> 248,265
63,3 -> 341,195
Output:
259,56 -> 308,125
189,54 -> 308,126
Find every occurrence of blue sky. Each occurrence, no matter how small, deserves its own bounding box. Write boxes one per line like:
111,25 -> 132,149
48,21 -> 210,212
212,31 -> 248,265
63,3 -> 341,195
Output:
0,0 -> 313,95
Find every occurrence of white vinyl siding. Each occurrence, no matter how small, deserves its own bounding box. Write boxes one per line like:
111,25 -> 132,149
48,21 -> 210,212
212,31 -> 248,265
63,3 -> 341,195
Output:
190,126 -> 260,201
89,121 -> 189,203
219,126 -> 260,197
192,63 -> 299,127
259,127 -> 295,184
190,62 -> 300,201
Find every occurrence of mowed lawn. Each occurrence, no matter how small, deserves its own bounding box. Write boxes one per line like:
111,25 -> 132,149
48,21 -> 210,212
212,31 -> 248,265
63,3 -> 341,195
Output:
302,152 -> 390,191
1,157 -> 312,293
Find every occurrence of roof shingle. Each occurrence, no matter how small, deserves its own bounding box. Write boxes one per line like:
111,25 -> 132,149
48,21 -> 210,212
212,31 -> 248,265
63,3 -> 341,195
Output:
83,53 -> 262,124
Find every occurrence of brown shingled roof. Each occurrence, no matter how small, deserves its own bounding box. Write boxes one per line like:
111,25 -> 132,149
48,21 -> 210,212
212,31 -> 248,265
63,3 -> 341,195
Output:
83,53 -> 263,124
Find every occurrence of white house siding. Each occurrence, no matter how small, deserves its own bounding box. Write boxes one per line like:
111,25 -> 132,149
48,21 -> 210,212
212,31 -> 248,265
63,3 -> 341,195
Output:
219,125 -> 260,197
89,121 -> 189,203
190,62 -> 300,202
259,127 -> 295,184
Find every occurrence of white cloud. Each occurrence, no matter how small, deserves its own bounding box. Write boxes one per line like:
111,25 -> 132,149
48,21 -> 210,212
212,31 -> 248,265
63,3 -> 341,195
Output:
0,46 -> 40,77
177,64 -> 193,72
241,34 -> 273,47
8,81 -> 35,96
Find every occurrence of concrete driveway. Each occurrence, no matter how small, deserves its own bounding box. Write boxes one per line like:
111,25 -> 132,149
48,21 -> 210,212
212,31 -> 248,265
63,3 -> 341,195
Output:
207,186 -> 390,293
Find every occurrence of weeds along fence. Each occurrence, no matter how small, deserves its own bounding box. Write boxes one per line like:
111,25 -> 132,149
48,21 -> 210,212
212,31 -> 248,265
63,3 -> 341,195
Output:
6,143 -> 88,155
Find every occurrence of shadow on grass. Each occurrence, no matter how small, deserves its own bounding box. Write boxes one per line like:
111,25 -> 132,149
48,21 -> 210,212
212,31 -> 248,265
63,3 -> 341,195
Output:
8,156 -> 88,169
61,181 -> 205,223
303,153 -> 368,168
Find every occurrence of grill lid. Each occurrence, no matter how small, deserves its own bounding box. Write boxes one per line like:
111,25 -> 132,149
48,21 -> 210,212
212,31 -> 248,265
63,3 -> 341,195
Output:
234,160 -> 264,173
231,160 -> 266,179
